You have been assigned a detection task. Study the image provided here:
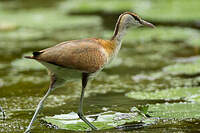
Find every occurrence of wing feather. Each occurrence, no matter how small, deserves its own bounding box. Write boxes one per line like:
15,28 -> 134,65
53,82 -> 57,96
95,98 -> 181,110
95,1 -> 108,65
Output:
34,39 -> 108,73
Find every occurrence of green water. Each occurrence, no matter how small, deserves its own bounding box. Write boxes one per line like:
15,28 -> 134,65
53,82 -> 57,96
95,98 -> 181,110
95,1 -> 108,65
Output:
0,0 -> 200,132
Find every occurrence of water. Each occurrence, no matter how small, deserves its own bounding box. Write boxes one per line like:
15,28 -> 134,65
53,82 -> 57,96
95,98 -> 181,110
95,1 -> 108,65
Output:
1,0 -> 200,132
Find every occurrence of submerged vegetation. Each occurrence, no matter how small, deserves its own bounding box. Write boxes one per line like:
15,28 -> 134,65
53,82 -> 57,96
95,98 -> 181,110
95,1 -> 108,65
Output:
0,0 -> 200,132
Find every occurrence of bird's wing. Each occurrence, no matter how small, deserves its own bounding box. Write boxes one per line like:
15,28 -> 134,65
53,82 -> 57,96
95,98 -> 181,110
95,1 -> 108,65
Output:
33,38 -> 109,73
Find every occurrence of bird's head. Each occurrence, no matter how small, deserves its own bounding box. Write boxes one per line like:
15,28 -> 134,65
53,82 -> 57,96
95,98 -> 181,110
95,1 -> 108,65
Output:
112,12 -> 155,41
118,12 -> 155,29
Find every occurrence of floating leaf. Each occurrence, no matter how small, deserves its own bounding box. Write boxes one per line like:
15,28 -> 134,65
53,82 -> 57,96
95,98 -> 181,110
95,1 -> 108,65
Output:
163,58 -> 200,75
126,87 -> 200,101
0,9 -> 102,31
59,0 -> 136,13
127,27 -> 200,45
11,58 -> 45,71
0,9 -> 103,58
148,103 -> 200,119
42,111 -> 153,131
61,0 -> 200,22
138,0 -> 200,22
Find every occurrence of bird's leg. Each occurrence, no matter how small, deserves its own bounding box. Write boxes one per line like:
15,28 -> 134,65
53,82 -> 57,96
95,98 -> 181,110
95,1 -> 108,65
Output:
24,76 -> 56,133
77,73 -> 97,130
24,87 -> 53,133
0,105 -> 5,120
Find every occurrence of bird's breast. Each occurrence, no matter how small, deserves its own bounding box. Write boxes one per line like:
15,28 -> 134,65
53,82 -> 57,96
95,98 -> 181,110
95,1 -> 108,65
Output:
98,39 -> 120,65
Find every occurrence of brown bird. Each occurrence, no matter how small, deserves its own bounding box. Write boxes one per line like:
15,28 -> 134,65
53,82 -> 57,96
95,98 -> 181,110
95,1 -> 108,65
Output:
24,12 -> 155,132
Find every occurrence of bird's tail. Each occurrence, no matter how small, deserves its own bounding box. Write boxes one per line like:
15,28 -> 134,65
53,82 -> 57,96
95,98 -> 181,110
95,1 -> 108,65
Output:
24,51 -> 42,59
24,56 -> 34,59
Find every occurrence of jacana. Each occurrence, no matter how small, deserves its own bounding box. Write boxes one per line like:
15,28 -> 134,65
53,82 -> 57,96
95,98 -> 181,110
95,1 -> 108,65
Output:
24,12 -> 155,132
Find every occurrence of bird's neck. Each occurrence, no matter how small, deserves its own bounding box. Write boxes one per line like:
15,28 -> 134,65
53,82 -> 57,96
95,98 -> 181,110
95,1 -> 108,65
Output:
111,15 -> 129,46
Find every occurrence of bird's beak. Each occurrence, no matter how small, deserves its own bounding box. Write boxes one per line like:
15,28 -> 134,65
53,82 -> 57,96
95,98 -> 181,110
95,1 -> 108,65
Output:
141,20 -> 155,28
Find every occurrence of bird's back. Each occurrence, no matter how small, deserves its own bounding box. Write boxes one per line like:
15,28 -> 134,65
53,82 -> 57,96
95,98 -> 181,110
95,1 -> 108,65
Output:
28,38 -> 115,73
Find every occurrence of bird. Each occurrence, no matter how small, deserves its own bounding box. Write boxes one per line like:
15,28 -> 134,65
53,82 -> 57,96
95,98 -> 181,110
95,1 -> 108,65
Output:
24,11 -> 155,132
0,105 -> 5,120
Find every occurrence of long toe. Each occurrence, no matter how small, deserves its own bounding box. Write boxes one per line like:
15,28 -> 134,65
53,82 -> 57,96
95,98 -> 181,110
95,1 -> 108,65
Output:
91,126 -> 98,130
87,121 -> 98,130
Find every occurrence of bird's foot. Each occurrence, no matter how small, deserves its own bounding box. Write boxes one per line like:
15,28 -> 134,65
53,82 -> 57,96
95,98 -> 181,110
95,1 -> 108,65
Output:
91,126 -> 98,131
77,112 -> 98,131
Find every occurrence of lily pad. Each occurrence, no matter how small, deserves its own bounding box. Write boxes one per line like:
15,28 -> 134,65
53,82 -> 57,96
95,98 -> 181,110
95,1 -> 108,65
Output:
42,103 -> 200,131
164,63 -> 200,76
0,9 -> 102,44
126,26 -> 200,46
0,9 -> 103,57
163,58 -> 200,75
148,103 -> 200,119
61,0 -> 200,22
126,87 -> 200,101
11,58 -> 45,71
42,111 -> 150,131
59,0 -> 136,13
0,10 -> 102,43
0,9 -> 102,31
